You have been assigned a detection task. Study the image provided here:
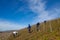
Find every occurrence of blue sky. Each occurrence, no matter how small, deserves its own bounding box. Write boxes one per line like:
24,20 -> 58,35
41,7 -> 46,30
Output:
0,0 -> 60,31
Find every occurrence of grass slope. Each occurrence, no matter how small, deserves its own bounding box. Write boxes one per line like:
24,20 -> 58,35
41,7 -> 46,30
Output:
0,30 -> 18,40
1,18 -> 60,40
0,32 -> 12,40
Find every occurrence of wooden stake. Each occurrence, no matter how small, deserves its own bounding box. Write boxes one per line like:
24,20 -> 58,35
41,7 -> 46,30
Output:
49,21 -> 52,32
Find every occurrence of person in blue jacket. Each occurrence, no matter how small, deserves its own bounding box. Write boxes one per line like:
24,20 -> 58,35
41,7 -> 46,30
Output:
28,24 -> 31,33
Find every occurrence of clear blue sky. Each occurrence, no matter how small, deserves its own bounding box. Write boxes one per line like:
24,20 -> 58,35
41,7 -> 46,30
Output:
0,0 -> 60,31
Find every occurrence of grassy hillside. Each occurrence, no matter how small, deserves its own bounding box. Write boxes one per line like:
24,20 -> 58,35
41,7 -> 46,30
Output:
0,18 -> 60,40
0,30 -> 18,40
0,32 -> 12,40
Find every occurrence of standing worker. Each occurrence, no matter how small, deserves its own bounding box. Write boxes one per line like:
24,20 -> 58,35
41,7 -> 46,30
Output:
28,24 -> 31,33
44,21 -> 46,24
36,22 -> 40,31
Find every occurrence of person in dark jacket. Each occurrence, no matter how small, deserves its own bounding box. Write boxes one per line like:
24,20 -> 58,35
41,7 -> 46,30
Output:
44,21 -> 46,24
36,22 -> 40,31
28,24 -> 31,33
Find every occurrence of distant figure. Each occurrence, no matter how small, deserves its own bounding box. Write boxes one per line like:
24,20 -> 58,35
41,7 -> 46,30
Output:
44,21 -> 46,24
28,24 -> 31,33
36,22 -> 40,31
12,31 -> 18,37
